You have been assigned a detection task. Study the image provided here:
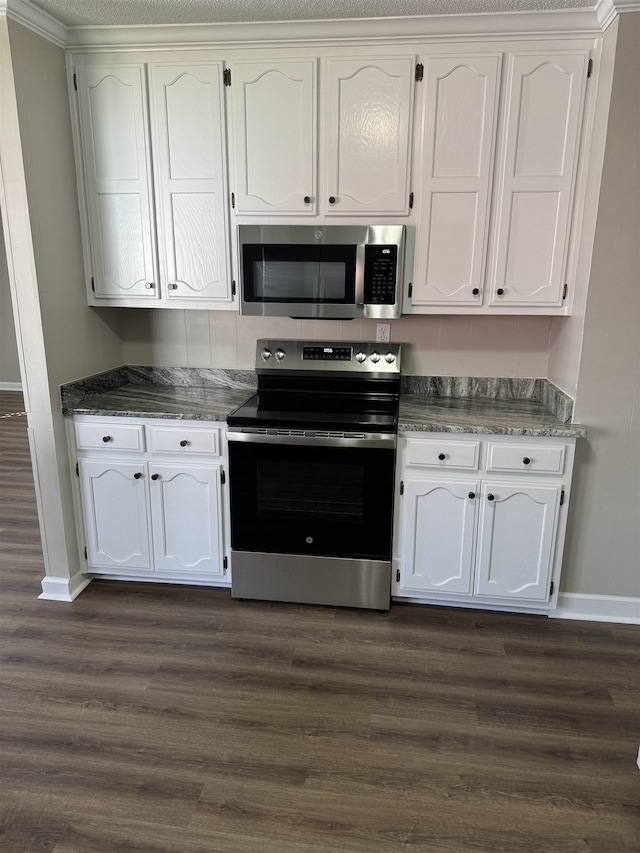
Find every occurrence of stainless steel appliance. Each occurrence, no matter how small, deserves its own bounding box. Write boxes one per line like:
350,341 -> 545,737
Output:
227,339 -> 402,610
238,225 -> 405,319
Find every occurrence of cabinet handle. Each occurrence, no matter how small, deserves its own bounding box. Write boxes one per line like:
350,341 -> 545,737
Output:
468,492 -> 476,500
523,457 -> 531,465
329,196 -> 336,205
496,288 -> 505,296
151,473 -> 160,481
168,283 -> 178,291
487,493 -> 495,501
438,453 -> 446,461
102,435 -> 112,443
179,440 -> 189,447
134,472 -> 143,480
145,282 -> 155,289
303,195 -> 311,204
472,288 -> 480,296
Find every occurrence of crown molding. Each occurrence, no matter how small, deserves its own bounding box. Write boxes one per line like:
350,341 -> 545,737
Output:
0,0 -> 67,46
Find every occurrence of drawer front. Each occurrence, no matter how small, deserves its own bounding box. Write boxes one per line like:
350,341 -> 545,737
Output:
486,443 -> 566,474
75,421 -> 145,452
149,425 -> 220,456
405,439 -> 480,470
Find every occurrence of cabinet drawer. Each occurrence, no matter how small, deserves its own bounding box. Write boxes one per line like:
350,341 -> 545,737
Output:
405,439 -> 480,470
149,425 -> 220,456
486,443 -> 566,474
75,421 -> 145,452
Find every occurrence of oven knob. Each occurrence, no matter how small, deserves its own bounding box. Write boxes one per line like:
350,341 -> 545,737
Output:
385,352 -> 396,364
370,351 -> 381,363
275,348 -> 286,362
260,347 -> 272,361
355,351 -> 367,363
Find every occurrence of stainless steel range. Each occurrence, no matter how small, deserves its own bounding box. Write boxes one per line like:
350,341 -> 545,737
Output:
227,339 -> 402,610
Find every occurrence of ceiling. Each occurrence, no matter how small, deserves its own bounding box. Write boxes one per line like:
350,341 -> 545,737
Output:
28,0 -> 592,28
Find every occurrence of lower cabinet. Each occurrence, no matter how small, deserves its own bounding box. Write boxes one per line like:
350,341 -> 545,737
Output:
393,434 -> 575,612
73,416 -> 229,583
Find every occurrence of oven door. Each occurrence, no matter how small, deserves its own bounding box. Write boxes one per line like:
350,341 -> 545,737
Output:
228,432 -> 395,561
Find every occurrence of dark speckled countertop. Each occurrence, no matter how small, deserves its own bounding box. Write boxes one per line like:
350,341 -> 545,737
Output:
60,366 -> 586,438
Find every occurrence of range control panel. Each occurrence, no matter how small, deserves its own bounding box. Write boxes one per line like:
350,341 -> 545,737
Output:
256,340 -> 402,374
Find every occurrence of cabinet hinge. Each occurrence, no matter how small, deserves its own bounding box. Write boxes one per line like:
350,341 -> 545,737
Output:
91,277 -> 95,293
73,72 -> 77,91
562,283 -> 568,300
407,283 -> 413,299
550,580 -> 555,596
75,463 -> 79,477
396,569 -> 401,583
84,547 -> 87,559
224,68 -> 231,87
231,280 -> 236,297
223,555 -> 228,572
587,58 -> 593,78
231,192 -> 235,209
409,191 -> 414,210
415,63 -> 424,82
560,489 -> 565,506
400,481 -> 404,496
221,469 -> 226,485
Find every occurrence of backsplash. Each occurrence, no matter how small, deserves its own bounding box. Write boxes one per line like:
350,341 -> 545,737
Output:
120,311 -> 553,378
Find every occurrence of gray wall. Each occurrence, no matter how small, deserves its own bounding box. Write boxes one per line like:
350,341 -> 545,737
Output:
562,12 -> 640,598
0,225 -> 21,385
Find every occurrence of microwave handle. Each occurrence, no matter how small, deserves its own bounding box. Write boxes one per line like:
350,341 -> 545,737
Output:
355,244 -> 366,306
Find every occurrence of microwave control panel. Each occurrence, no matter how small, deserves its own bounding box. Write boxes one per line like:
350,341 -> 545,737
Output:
364,245 -> 398,305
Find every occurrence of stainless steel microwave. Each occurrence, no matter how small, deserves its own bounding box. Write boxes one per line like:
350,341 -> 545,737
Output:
238,224 -> 405,319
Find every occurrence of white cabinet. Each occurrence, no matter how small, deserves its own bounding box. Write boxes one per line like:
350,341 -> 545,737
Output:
73,417 -> 229,583
74,57 -> 233,308
229,55 -> 416,216
394,434 -> 576,612
409,47 -> 591,314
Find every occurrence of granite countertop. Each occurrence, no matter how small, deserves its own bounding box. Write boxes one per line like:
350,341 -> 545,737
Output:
60,367 -> 586,438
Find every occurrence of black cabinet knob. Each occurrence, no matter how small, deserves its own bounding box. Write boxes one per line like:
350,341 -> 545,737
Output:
102,435 -> 112,443
168,283 -> 178,290
497,288 -> 504,296
472,288 -> 479,296
523,457 -> 531,465
179,440 -> 188,447
303,195 -> 311,204
134,472 -> 142,480
468,492 -> 476,500
438,453 -> 446,460
487,493 -> 495,501
151,473 -> 159,481
329,196 -> 336,204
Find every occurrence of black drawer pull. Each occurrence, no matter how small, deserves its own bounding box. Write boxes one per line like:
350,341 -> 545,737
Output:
523,457 -> 531,465
468,492 -> 476,500
179,440 -> 189,447
487,493 -> 495,501
133,472 -> 142,480
102,435 -> 112,443
438,453 -> 446,461
151,473 -> 160,481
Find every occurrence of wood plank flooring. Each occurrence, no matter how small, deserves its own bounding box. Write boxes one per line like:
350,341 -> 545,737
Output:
0,389 -> 638,853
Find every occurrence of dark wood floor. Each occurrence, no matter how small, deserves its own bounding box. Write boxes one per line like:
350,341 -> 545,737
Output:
1,389 -> 639,853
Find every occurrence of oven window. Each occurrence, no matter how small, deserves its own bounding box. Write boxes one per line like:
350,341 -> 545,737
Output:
258,460 -> 364,518
243,244 -> 356,304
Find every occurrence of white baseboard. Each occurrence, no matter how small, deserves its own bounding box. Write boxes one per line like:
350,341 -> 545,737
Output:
551,592 -> 640,625
0,381 -> 23,392
38,572 -> 92,602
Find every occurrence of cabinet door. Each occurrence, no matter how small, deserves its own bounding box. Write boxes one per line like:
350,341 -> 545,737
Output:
475,482 -> 561,600
149,463 -> 224,576
399,477 -> 479,595
412,55 -> 501,306
76,65 -> 158,301
324,57 -> 415,215
79,459 -> 152,570
230,60 -> 316,214
150,63 -> 232,303
488,52 -> 589,307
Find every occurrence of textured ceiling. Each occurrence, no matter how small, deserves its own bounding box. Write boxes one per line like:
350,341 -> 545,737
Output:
29,0 -> 592,28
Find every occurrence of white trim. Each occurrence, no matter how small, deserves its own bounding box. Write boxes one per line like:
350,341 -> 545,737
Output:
0,380 -> 22,391
393,596 -> 551,616
38,571 -> 93,601
551,592 -> 640,624
596,0 -> 619,28
0,0 -> 67,47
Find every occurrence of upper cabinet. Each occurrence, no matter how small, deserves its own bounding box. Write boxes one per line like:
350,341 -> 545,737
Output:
74,57 -> 234,309
229,55 -> 416,217
409,47 -> 591,314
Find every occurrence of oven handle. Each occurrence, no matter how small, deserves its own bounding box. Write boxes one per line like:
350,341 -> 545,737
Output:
227,430 -> 396,450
